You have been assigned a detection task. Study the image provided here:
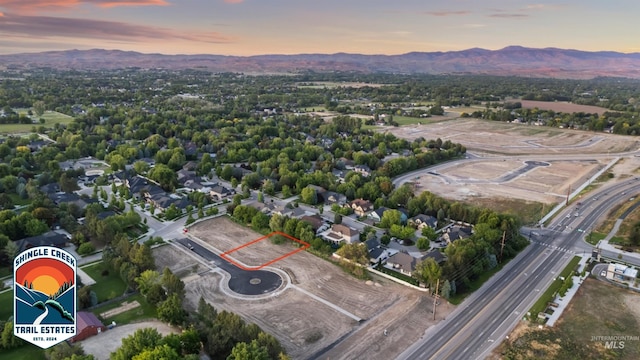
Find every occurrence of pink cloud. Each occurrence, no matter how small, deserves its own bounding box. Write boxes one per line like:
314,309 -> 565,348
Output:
424,10 -> 470,17
0,12 -> 234,43
224,0 -> 243,3
0,0 -> 168,13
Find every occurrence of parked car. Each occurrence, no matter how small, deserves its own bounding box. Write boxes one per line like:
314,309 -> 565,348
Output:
600,270 -> 606,277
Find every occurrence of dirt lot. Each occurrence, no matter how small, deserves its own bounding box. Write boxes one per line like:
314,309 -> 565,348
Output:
490,278 -> 640,360
387,118 -> 639,156
519,100 -> 610,115
79,320 -> 178,360
415,159 -> 603,205
167,217 -> 453,359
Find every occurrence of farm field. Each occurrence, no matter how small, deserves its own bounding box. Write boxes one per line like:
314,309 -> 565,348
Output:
491,278 -> 640,360
154,217 -> 454,360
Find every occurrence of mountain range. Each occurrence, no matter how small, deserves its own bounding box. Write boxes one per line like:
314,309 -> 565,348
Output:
2,46 -> 640,79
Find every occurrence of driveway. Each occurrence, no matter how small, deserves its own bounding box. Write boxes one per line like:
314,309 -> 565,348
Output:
79,320 -> 178,360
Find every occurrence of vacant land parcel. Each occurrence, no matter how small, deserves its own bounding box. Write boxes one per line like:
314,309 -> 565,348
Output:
161,217 -> 453,359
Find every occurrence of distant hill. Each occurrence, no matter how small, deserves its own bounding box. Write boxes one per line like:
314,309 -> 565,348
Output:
2,46 -> 640,79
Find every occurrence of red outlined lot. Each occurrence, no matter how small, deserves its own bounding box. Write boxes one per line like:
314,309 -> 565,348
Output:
220,231 -> 310,271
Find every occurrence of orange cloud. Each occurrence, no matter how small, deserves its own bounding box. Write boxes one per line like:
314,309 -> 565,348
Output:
0,11 -> 4,16
0,0 -> 168,14
224,0 -> 243,3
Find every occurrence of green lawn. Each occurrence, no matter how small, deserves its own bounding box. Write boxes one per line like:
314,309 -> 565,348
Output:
81,263 -> 128,302
91,293 -> 157,325
8,193 -> 30,206
0,110 -> 73,134
392,115 -> 428,126
0,344 -> 45,360
0,290 -> 13,321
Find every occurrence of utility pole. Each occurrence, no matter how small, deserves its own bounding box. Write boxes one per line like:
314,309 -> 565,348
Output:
499,230 -> 506,263
432,279 -> 440,321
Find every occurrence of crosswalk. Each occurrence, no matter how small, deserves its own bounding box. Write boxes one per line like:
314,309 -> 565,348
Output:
531,240 -> 576,254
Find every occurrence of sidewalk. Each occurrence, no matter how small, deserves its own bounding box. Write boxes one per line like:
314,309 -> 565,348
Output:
597,218 -> 640,263
545,255 -> 590,327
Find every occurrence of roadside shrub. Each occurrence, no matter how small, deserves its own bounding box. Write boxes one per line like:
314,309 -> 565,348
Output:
78,242 -> 95,256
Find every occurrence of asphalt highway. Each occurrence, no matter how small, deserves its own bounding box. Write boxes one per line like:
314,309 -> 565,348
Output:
398,177 -> 640,360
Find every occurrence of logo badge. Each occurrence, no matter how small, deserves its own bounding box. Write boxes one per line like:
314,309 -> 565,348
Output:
14,246 -> 77,348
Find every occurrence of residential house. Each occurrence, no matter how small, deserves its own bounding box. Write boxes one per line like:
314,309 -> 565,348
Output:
301,214 -> 324,231
365,238 -> 381,252
148,193 -> 190,212
606,263 -> 638,283
209,184 -> 235,201
323,191 -> 346,205
443,225 -> 472,244
409,214 -> 438,230
281,207 -> 308,219
331,169 -> 347,184
323,224 -> 359,245
349,199 -> 374,217
386,252 -> 419,276
16,231 -> 69,252
421,249 -> 446,264
70,312 -> 106,343
368,207 -> 389,222
49,192 -> 97,211
354,164 -> 372,177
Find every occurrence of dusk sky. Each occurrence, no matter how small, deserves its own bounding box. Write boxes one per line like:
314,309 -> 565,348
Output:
1,0 -> 639,55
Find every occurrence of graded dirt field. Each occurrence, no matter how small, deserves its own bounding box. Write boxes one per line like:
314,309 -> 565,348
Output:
490,278 -> 640,360
161,217 -> 454,360
414,158 -> 604,205
387,118 -> 639,156
387,118 -> 640,213
519,100 -> 610,115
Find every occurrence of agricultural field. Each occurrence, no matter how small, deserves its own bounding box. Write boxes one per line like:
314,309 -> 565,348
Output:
153,217 -> 454,360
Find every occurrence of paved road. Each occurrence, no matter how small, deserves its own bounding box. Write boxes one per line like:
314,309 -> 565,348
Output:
174,238 -> 282,296
399,178 -> 640,360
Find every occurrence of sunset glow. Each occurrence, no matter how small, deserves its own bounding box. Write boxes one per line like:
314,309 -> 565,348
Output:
0,1 -> 639,55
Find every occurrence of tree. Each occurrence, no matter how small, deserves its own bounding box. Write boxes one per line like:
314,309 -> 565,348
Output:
416,237 -> 430,251
414,257 -> 442,291
78,242 -> 95,255
45,342 -> 89,360
379,209 -> 402,228
162,268 -> 185,298
440,279 -> 452,299
257,191 -> 264,203
33,100 -> 46,116
3,240 -> 18,260
135,269 -> 161,296
228,340 -> 269,360
132,344 -> 180,360
111,328 -> 163,360
300,186 -> 318,205
335,243 -> 369,265
148,164 -> 178,191
389,224 -> 415,240
1,321 -> 24,349
134,161 -> 150,175
421,226 -> 437,240
251,212 -> 270,231
334,213 -> 342,224
157,294 -> 186,326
